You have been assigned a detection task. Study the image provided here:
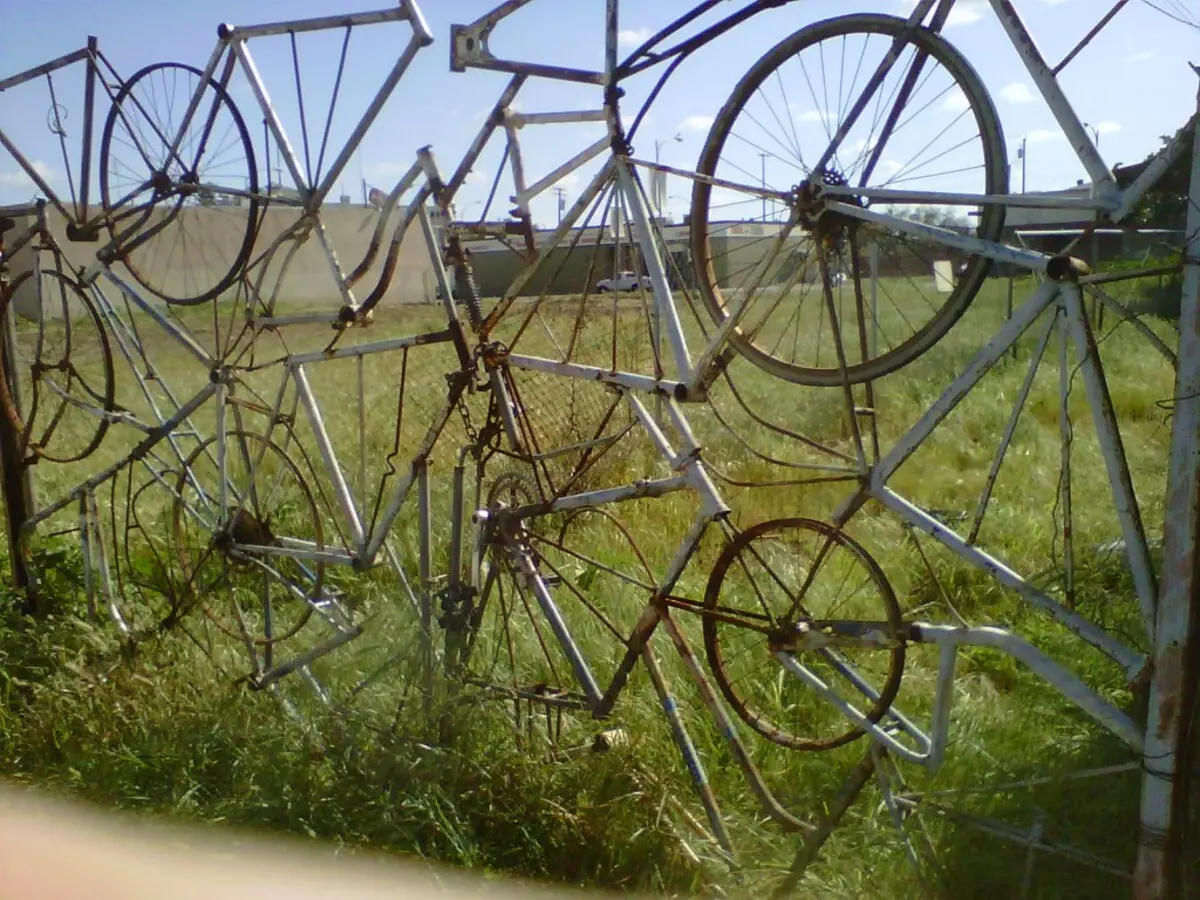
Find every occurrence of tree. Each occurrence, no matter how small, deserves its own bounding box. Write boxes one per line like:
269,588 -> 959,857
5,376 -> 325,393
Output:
1116,134 -> 1190,323
1124,134 -> 1188,231
881,204 -> 969,230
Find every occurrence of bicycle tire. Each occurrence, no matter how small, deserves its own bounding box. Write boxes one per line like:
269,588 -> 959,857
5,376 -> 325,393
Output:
703,517 -> 906,752
100,62 -> 259,307
0,268 -> 115,464
691,13 -> 1007,387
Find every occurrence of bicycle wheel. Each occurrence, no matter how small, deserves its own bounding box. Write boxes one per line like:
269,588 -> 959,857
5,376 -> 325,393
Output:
172,431 -> 324,651
0,268 -> 115,463
691,14 -> 1007,387
100,62 -> 259,306
703,517 -> 905,752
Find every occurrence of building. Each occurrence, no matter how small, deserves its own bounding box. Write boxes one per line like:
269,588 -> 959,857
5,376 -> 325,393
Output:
994,179 -> 1183,267
461,219 -> 811,299
0,201 -> 439,319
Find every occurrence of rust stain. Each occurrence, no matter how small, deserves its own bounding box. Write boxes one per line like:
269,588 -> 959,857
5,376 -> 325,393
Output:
1153,643 -> 1184,735
1132,856 -> 1165,900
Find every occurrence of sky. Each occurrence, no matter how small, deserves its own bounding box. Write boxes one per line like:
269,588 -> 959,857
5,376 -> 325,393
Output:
0,0 -> 1196,228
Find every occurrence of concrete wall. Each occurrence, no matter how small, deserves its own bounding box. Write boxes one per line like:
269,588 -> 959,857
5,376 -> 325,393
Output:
467,220 -> 812,298
1,202 -> 439,319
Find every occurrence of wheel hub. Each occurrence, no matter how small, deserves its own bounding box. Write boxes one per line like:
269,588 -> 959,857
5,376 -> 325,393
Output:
795,167 -> 863,252
214,507 -> 275,561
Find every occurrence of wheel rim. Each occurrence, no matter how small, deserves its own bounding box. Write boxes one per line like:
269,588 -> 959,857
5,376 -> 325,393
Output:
0,268 -> 115,464
172,431 -> 325,655
703,517 -> 906,752
691,14 -> 1007,387
101,62 -> 259,307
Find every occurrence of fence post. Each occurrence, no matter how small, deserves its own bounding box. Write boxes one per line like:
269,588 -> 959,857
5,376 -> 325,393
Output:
0,216 -> 36,608
1132,72 -> 1200,900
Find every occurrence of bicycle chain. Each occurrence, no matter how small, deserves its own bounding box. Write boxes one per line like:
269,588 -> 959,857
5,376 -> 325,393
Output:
456,387 -> 479,447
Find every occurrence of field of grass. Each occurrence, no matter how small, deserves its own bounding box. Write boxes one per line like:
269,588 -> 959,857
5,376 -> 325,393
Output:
0,264 -> 1194,899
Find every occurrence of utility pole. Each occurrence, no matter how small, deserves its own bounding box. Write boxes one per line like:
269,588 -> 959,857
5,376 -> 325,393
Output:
1018,136 -> 1027,194
654,134 -> 682,220
553,187 -> 566,226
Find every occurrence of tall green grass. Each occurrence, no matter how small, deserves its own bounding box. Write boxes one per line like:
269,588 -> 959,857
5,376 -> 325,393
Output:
0,267 -> 1191,899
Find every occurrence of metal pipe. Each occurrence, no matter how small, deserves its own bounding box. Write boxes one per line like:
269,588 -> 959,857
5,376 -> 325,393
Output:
503,534 -> 604,704
222,6 -> 413,41
286,329 -> 453,367
506,352 -> 686,399
0,45 -> 90,92
231,39 -> 308,193
875,486 -> 1145,676
293,365 -> 366,551
986,0 -> 1117,199
615,159 -> 693,383
828,201 -> 1053,273
516,135 -> 609,206
96,270 -> 213,367
864,281 -> 1060,490
1061,282 -> 1158,634
1133,76 -> 1200,900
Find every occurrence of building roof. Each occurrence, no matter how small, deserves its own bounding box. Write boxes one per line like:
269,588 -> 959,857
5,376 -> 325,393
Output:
1114,152 -> 1189,195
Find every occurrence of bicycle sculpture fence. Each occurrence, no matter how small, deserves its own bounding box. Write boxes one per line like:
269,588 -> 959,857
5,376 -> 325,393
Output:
0,0 -> 1197,896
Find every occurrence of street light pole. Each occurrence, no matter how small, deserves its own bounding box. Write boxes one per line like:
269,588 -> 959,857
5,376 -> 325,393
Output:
760,152 -> 768,221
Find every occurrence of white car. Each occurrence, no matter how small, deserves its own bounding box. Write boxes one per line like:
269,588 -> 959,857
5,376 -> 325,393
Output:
595,271 -> 653,293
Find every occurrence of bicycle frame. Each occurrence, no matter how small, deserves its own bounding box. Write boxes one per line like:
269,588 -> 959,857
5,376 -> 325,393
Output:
0,38 -> 192,254
175,0 -> 805,401
0,40 -> 102,234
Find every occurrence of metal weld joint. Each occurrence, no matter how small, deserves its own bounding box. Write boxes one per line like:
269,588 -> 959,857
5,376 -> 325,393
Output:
450,20 -> 496,72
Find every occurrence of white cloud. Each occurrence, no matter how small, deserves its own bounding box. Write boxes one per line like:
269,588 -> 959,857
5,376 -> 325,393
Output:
0,160 -> 56,187
1094,121 -> 1122,135
1126,51 -> 1153,63
364,161 -> 411,178
465,169 -> 488,185
678,114 -> 714,133
942,88 -> 970,113
1026,129 -> 1066,144
791,107 -> 834,125
876,159 -> 905,179
617,27 -> 651,48
900,0 -> 987,26
999,83 -> 1035,104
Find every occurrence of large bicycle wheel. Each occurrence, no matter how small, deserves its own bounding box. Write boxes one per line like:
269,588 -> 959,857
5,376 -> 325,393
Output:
100,62 -> 259,306
0,268 -> 115,463
691,14 -> 1007,387
703,517 -> 906,752
172,431 -> 325,652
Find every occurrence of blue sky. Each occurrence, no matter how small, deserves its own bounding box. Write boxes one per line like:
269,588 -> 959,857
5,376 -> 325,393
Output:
0,0 -> 1195,227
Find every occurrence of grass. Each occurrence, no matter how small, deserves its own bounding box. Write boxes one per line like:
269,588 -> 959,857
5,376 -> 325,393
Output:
0,262 -> 1194,899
